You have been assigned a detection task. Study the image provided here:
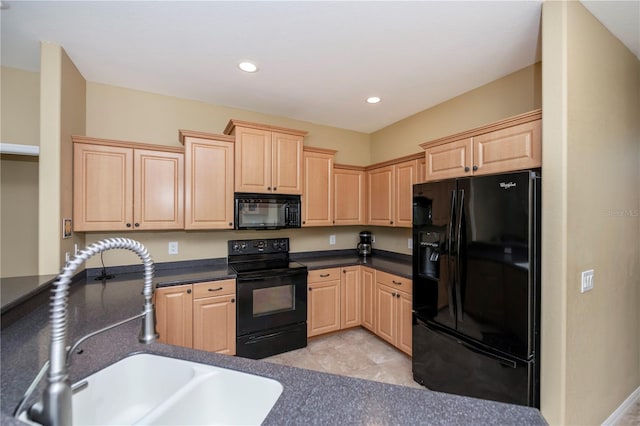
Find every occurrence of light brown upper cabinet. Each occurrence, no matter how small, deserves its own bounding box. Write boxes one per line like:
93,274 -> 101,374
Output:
302,147 -> 336,227
73,137 -> 184,232
366,154 -> 421,228
224,120 -> 307,195
367,165 -> 395,226
180,130 -> 235,230
334,165 -> 366,226
421,109 -> 542,182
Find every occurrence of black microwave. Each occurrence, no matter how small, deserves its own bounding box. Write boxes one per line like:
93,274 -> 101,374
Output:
234,193 -> 301,230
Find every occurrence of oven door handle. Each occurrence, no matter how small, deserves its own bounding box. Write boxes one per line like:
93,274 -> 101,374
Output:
236,268 -> 308,281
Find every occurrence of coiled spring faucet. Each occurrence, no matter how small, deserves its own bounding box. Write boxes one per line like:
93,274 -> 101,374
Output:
17,238 -> 158,426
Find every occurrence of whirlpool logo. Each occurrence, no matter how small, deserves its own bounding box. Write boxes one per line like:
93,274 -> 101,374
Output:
500,182 -> 517,190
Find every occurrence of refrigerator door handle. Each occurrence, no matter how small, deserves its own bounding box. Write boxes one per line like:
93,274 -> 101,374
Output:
455,189 -> 465,322
448,189 -> 457,320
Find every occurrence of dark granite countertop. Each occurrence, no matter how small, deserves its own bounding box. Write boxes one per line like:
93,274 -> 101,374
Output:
1,264 -> 546,425
293,249 -> 412,279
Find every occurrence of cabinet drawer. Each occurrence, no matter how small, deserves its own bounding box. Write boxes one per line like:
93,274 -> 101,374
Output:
308,268 -> 341,283
193,279 -> 236,299
376,270 -> 412,295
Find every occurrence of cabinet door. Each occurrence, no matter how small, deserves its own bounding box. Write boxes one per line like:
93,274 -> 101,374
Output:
361,267 -> 375,332
272,131 -> 303,194
473,119 -> 541,176
308,279 -> 341,337
375,283 -> 396,346
334,167 -> 365,225
397,291 -> 413,356
73,143 -> 133,231
184,138 -> 234,229
303,149 -> 334,226
340,266 -> 361,329
424,138 -> 472,182
367,165 -> 394,226
155,285 -> 193,348
134,149 -> 184,230
395,159 -> 418,228
193,294 -> 236,355
235,127 -> 272,192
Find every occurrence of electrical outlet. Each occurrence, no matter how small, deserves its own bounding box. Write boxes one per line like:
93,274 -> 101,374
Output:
408,238 -> 413,249
168,241 -> 179,255
74,243 -> 79,256
65,252 -> 70,263
581,269 -> 594,293
371,235 -> 375,243
329,235 -> 336,245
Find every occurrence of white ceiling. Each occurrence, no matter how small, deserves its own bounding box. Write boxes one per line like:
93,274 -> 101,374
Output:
1,1 -> 638,133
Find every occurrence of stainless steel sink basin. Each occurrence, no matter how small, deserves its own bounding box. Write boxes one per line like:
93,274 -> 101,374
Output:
69,353 -> 283,425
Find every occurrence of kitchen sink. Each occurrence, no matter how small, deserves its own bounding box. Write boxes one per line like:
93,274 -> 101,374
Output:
68,353 -> 283,425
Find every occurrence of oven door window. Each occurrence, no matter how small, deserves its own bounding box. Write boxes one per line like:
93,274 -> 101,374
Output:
253,284 -> 294,316
238,201 -> 285,228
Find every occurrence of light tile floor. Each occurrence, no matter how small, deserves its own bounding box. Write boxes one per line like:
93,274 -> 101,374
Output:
263,327 -> 422,389
264,328 -> 640,425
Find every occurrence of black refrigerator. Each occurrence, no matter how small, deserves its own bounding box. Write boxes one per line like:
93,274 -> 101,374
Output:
412,170 -> 541,408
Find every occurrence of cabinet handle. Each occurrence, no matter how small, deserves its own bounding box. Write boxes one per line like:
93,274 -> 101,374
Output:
207,287 -> 223,292
473,165 -> 478,171
396,293 -> 401,299
273,187 -> 277,191
229,222 -> 233,227
267,186 -> 272,191
343,270 -> 346,274
126,223 -> 132,228
320,273 -> 330,278
187,289 -> 192,294
302,221 -> 306,225
392,292 -> 396,297
390,220 -> 394,225
231,298 -> 235,303
464,166 -> 470,172
134,223 -> 140,227
308,288 -> 312,291
392,280 -> 402,285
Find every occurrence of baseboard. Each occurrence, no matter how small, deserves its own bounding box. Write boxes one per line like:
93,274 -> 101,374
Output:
602,386 -> 640,425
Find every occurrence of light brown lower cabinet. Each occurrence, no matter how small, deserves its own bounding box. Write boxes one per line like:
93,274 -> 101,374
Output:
307,268 -> 341,337
360,266 -> 376,332
340,266 -> 361,329
374,271 -> 412,356
154,279 -> 236,355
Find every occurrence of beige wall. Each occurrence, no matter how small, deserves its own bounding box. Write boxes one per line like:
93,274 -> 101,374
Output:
542,2 -> 640,424
84,227 -> 366,268
38,43 -> 86,275
0,155 -> 39,277
86,82 -> 370,166
1,67 -> 40,277
369,63 -> 542,163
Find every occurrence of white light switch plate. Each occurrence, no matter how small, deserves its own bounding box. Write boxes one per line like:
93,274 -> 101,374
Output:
408,238 -> 413,249
329,235 -> 336,245
581,269 -> 594,293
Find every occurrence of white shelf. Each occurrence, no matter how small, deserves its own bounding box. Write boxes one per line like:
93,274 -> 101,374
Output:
0,142 -> 40,156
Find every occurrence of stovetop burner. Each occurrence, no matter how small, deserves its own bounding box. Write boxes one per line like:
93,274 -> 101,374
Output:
228,238 -> 307,275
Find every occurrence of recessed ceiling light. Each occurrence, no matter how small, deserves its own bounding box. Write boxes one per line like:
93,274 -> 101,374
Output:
366,96 -> 381,104
238,61 -> 258,73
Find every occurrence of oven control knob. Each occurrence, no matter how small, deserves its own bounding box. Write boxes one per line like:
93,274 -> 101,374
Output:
272,241 -> 280,249
232,242 -> 239,252
240,242 -> 248,250
256,241 -> 265,249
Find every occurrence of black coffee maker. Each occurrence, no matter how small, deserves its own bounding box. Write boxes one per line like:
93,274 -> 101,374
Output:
357,231 -> 372,257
